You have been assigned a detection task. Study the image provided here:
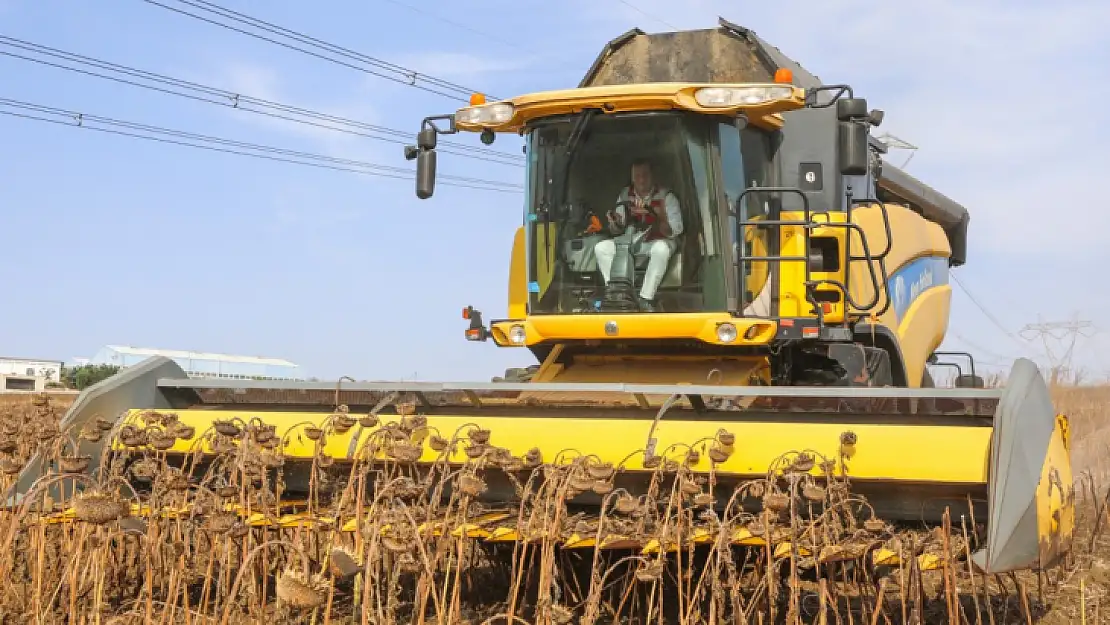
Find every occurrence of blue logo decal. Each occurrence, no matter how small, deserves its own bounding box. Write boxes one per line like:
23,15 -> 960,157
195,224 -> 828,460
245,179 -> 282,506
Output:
886,256 -> 949,321
528,281 -> 540,293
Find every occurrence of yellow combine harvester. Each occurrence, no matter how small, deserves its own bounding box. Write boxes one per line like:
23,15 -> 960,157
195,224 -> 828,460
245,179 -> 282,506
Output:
5,18 -> 1072,611
401,19 -> 1074,573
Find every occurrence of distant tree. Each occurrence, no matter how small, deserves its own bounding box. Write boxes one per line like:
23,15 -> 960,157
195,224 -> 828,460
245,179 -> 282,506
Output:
60,364 -> 121,390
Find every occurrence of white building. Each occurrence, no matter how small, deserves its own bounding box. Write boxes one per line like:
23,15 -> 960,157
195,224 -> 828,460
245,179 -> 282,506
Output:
0,356 -> 63,392
88,345 -> 304,381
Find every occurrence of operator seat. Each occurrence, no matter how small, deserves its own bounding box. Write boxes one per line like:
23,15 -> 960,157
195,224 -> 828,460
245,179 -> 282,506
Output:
629,171 -> 689,293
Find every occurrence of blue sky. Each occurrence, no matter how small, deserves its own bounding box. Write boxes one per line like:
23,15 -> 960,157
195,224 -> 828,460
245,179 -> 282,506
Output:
1,0 -> 1108,383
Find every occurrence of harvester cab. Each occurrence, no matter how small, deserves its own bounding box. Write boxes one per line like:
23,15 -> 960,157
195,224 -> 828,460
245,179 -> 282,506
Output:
3,19 -> 1075,622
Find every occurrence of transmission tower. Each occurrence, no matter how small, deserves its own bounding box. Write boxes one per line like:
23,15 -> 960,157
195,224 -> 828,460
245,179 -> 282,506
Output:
1018,313 -> 1096,379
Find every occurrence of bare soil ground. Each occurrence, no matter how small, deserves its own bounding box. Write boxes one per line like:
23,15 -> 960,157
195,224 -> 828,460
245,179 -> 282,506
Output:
0,382 -> 1106,624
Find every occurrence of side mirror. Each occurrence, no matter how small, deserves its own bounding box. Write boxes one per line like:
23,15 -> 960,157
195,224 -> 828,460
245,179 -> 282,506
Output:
837,120 -> 868,176
416,149 -> 437,199
836,97 -> 868,122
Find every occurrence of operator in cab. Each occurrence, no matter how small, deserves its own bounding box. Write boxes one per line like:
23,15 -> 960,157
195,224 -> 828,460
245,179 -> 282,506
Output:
593,158 -> 683,312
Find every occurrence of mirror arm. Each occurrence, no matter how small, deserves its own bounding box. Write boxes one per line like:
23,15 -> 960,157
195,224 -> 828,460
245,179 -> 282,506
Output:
409,114 -> 457,199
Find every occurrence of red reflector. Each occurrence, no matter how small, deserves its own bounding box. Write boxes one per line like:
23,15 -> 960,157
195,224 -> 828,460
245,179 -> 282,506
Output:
780,319 -> 795,327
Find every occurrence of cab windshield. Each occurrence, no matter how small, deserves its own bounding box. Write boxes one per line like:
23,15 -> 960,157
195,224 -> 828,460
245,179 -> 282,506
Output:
523,111 -> 725,314
523,110 -> 770,315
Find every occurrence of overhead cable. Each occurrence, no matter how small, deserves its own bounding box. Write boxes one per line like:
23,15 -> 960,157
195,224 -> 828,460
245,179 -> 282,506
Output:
0,35 -> 522,168
142,0 -> 497,102
0,97 -> 522,193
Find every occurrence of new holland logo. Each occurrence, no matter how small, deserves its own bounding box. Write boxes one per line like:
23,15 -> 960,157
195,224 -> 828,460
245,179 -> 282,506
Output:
909,267 -> 935,303
605,321 -> 619,336
892,263 -> 937,317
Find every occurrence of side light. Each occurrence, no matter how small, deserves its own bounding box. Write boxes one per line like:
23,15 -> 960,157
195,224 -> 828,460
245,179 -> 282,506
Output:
470,93 -> 487,106
716,323 -> 738,343
509,325 -> 526,345
773,68 -> 793,84
456,102 -> 514,126
694,86 -> 795,107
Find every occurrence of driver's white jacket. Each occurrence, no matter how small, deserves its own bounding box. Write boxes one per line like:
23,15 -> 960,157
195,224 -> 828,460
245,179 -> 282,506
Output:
614,186 -> 683,240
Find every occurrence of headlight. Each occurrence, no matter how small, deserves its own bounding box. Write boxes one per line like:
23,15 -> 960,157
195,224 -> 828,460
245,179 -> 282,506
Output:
455,102 -> 514,126
694,86 -> 795,107
509,325 -> 527,344
716,323 -> 738,343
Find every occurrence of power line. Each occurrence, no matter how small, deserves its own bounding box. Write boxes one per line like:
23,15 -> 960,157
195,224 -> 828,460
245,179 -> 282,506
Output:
142,0 -> 497,102
614,0 -> 680,30
0,35 -> 523,167
382,0 -> 535,55
949,272 -> 1042,358
0,97 -> 522,193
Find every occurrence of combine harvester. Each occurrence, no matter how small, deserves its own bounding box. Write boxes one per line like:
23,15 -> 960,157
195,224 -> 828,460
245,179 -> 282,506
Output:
7,18 -> 1074,621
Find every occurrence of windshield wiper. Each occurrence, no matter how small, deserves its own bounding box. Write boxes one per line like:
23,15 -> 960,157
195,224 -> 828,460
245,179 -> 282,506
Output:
564,108 -> 596,162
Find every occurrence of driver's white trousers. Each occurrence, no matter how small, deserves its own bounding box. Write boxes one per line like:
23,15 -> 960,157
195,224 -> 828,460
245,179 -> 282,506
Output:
594,232 -> 676,301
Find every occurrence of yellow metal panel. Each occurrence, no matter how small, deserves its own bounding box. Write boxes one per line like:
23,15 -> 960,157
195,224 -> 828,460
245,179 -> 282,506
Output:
120,409 -> 992,484
1035,413 -> 1075,566
490,314 -> 777,347
896,285 -> 952,388
455,83 -> 805,133
508,226 -> 527,320
847,202 -> 951,325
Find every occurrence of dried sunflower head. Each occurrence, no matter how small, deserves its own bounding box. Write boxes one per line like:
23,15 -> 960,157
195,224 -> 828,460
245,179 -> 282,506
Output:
59,455 -> 91,473
213,420 -> 241,437
328,546 -> 361,579
634,559 -> 664,583
762,492 -> 790,513
587,462 -> 615,480
613,494 -> 638,515
458,473 -> 487,498
467,427 -> 491,445
591,480 -> 614,495
387,443 -> 422,463
864,517 -> 886,533
275,569 -> 327,609
802,484 -> 826,502
73,491 -> 126,525
523,448 -> 542,468
708,445 -> 730,464
0,457 -> 24,477
790,452 -> 816,473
